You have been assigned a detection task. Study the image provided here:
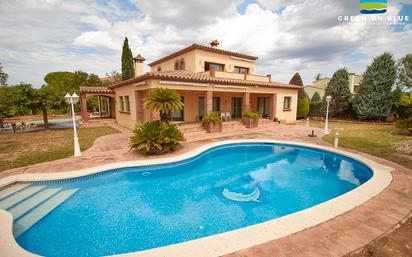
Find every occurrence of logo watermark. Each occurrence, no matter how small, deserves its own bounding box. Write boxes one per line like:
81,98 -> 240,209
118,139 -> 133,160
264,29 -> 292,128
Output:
360,0 -> 387,14
337,0 -> 409,26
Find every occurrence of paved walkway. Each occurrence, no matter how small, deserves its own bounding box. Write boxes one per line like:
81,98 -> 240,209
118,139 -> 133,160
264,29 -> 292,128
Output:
1,123 -> 411,257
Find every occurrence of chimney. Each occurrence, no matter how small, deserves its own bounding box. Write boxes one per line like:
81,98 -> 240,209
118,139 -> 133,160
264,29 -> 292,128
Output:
210,40 -> 219,49
133,54 -> 145,77
266,74 -> 272,82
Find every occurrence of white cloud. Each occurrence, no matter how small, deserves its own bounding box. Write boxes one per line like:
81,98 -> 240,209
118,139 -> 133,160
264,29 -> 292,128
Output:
80,16 -> 111,30
74,31 -> 118,51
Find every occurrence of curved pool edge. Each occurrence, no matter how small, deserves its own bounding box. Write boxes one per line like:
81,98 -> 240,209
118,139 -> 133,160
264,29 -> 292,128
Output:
0,139 -> 394,257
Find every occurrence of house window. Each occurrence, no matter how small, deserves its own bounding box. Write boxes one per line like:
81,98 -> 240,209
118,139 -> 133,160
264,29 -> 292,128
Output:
234,66 -> 249,74
353,85 -> 359,93
212,97 -> 220,112
119,96 -> 124,112
283,97 -> 292,110
124,96 -> 130,113
174,60 -> 179,70
205,62 -> 224,72
179,58 -> 185,70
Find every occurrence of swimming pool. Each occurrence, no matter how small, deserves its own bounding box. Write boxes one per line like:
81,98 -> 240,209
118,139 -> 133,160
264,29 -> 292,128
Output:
0,141 -> 391,257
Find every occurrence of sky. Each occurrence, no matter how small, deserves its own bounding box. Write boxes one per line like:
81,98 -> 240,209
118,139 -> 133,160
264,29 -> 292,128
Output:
0,0 -> 411,88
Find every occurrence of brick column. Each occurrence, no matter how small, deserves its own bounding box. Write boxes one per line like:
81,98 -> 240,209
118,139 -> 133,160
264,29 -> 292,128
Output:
80,93 -> 89,122
135,91 -> 144,122
243,92 -> 250,113
270,93 -> 277,120
206,90 -> 213,114
109,97 -> 115,118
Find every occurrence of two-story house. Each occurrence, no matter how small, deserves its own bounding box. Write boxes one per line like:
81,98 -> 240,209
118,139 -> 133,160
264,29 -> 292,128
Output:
304,73 -> 363,100
80,41 -> 299,129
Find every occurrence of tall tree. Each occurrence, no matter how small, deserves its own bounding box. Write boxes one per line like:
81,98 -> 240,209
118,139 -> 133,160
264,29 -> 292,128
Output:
354,53 -> 397,120
289,72 -> 309,118
397,53 -> 412,89
321,68 -> 351,117
0,63 -> 8,87
121,37 -> 134,80
32,85 -> 61,129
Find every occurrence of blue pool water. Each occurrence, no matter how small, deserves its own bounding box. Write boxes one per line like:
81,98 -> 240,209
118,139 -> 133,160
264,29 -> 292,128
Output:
16,143 -> 372,257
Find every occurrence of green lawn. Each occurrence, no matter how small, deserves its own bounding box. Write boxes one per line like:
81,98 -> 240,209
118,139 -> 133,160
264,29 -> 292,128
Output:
0,126 -> 119,172
302,120 -> 412,167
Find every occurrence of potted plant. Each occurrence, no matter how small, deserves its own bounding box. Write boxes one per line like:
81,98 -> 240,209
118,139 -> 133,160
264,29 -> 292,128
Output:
202,112 -> 222,133
242,111 -> 261,128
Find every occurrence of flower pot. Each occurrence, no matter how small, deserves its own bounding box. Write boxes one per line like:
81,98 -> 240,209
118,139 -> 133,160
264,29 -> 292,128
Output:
205,122 -> 222,133
243,118 -> 258,128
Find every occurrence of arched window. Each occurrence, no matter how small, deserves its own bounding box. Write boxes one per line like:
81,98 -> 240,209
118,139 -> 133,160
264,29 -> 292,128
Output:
174,60 -> 179,70
179,58 -> 185,70
157,66 -> 162,71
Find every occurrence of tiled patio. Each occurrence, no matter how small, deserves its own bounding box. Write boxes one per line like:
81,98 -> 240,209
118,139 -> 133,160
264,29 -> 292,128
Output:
1,122 -> 411,257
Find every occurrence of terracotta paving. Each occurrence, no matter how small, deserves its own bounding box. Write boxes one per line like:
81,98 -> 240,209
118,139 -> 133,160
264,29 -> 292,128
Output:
1,122 -> 411,257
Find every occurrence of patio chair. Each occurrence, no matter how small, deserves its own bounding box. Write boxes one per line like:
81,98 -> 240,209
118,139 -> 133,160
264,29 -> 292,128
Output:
224,112 -> 232,121
220,112 -> 226,121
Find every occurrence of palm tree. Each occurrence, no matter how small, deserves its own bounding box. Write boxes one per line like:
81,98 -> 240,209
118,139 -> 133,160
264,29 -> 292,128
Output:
144,88 -> 184,122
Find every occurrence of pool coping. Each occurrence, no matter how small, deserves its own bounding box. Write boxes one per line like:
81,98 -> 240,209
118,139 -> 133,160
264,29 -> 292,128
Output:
0,139 -> 393,257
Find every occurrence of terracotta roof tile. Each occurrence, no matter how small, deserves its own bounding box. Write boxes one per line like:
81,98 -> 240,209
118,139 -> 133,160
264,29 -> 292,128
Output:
109,70 -> 299,90
148,43 -> 258,67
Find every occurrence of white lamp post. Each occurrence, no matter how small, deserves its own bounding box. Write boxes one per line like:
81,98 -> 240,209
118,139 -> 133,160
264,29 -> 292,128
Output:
324,95 -> 332,134
64,93 -> 81,157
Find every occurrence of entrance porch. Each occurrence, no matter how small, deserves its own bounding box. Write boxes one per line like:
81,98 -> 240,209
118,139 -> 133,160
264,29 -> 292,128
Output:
170,90 -> 278,123
79,87 -> 116,122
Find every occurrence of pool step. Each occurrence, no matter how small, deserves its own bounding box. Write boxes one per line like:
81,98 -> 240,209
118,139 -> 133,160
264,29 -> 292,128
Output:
0,183 -> 31,200
8,188 -> 62,220
13,188 -> 79,238
0,186 -> 46,209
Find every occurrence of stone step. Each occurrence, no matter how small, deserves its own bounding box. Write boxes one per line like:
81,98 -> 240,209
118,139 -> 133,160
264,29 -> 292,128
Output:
0,186 -> 46,210
0,183 -> 31,201
13,188 -> 79,238
8,188 -> 62,220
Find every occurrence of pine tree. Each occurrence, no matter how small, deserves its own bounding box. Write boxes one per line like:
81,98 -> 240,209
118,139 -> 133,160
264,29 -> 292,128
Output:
320,68 -> 351,117
289,72 -> 309,118
121,37 -> 134,81
354,53 -> 397,120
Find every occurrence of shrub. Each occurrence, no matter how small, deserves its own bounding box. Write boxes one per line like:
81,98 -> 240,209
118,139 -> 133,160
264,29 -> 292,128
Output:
129,121 -> 184,155
311,92 -> 321,103
297,96 -> 310,118
201,112 -> 221,126
393,95 -> 412,119
243,111 -> 261,120
309,102 -> 322,117
396,117 -> 412,134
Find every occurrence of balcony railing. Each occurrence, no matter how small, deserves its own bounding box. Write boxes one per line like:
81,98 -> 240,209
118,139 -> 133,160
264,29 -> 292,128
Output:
214,71 -> 270,82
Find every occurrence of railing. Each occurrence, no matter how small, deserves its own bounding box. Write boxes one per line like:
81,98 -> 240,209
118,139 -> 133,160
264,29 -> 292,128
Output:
245,74 -> 270,82
214,71 -> 271,82
214,71 -> 244,80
